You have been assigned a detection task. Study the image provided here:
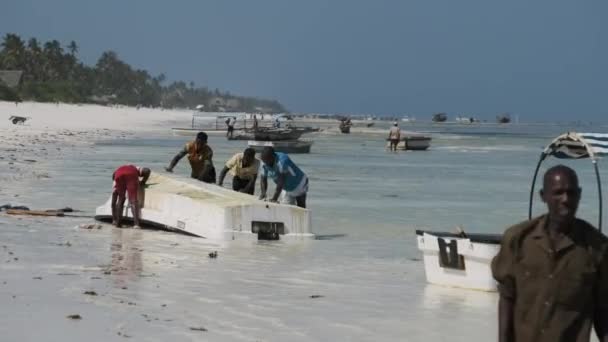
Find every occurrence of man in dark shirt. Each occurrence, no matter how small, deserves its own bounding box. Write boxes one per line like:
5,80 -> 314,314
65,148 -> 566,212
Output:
492,165 -> 608,342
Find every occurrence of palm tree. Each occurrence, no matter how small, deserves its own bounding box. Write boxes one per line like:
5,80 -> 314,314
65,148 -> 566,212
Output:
1,33 -> 26,70
67,41 -> 78,56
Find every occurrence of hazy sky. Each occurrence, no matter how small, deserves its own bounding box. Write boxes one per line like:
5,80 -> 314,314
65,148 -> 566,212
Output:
2,0 -> 606,120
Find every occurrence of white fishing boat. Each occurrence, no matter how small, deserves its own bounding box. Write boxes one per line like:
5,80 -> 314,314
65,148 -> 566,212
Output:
416,230 -> 501,291
415,132 -> 608,291
95,173 -> 314,241
248,139 -> 313,154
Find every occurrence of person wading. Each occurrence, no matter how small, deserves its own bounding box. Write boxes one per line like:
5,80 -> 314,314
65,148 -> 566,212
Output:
217,148 -> 260,195
165,132 -> 215,183
388,121 -> 401,152
492,165 -> 608,342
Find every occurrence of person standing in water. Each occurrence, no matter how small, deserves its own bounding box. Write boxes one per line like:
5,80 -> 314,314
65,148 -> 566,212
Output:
226,116 -> 236,139
111,165 -> 151,229
165,132 -> 215,183
492,165 -> 608,342
388,122 -> 401,151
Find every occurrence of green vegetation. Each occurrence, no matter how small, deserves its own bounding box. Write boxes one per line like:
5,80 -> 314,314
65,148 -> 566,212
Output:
0,33 -> 286,112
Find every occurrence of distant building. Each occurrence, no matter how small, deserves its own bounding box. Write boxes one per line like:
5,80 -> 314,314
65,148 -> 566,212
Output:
208,97 -> 226,108
226,98 -> 240,110
0,70 -> 23,88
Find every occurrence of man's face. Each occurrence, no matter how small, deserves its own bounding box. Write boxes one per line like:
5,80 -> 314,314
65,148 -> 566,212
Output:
261,153 -> 274,166
196,139 -> 206,150
541,171 -> 581,223
243,153 -> 254,167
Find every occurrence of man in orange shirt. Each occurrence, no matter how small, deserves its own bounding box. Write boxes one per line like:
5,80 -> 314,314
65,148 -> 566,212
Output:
165,132 -> 215,183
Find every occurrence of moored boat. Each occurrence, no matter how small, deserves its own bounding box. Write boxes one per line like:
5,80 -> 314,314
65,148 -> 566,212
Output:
386,132 -> 432,150
432,113 -> 447,122
95,173 -> 314,241
416,230 -> 501,291
248,139 -> 313,154
228,127 -> 304,141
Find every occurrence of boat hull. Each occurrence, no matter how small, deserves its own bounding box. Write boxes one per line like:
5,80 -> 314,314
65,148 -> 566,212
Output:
95,173 -> 314,241
386,136 -> 432,150
416,230 -> 501,291
248,140 -> 313,154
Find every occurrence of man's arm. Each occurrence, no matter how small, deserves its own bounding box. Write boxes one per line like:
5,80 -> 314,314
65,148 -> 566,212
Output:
271,173 -> 286,202
491,231 -> 517,342
595,248 -> 608,342
242,174 -> 257,193
595,309 -> 608,342
498,296 -> 515,342
166,148 -> 187,172
259,175 -> 268,200
140,168 -> 151,185
217,166 -> 229,186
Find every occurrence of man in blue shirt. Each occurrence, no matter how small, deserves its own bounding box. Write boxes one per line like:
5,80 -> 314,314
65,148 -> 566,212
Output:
259,147 -> 309,208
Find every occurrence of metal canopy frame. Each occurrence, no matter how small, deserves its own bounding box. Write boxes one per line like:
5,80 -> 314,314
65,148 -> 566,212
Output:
528,132 -> 604,232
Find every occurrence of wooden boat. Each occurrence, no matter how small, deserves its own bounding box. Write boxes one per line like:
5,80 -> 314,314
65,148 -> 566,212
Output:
339,121 -> 351,134
415,132 -> 608,291
496,113 -> 511,124
386,132 -> 432,151
228,128 -> 304,141
432,113 -> 447,122
171,127 -> 236,136
95,173 -> 314,241
248,139 -> 313,154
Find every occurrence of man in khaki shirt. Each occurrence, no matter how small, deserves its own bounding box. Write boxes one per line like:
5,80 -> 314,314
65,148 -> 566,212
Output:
492,165 -> 608,342
218,148 -> 260,195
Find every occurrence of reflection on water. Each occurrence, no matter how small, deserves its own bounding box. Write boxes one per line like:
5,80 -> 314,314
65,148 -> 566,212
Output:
109,228 -> 144,289
421,284 -> 497,310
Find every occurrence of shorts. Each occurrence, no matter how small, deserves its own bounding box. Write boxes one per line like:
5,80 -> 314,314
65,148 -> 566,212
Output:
228,126 -> 234,132
390,139 -> 399,144
280,177 -> 308,205
113,165 -> 140,201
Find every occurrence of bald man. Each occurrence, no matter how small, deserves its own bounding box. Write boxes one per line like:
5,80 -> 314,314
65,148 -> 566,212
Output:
492,165 -> 608,342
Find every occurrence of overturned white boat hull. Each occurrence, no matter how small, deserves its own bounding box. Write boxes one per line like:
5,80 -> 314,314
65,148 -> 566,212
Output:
95,173 -> 314,241
416,230 -> 500,291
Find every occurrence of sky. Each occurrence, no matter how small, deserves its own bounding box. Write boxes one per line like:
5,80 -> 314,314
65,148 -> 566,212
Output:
2,0 -> 607,121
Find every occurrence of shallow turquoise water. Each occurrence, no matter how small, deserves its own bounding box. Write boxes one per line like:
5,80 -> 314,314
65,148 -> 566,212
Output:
3,122 -> 607,341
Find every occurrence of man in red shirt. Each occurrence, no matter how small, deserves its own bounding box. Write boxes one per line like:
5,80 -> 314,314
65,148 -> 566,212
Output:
112,165 -> 151,229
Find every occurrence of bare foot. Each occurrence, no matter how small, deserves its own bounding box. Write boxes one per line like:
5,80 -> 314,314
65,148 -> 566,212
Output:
133,225 -> 141,229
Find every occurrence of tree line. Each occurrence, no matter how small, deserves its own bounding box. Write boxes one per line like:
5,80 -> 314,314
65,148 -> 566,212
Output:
0,33 -> 286,112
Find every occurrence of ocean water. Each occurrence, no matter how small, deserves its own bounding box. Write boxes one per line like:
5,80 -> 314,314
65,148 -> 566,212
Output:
2,122 -> 607,341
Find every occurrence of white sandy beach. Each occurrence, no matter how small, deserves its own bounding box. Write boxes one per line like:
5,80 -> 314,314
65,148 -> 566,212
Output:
0,102 -> 192,199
